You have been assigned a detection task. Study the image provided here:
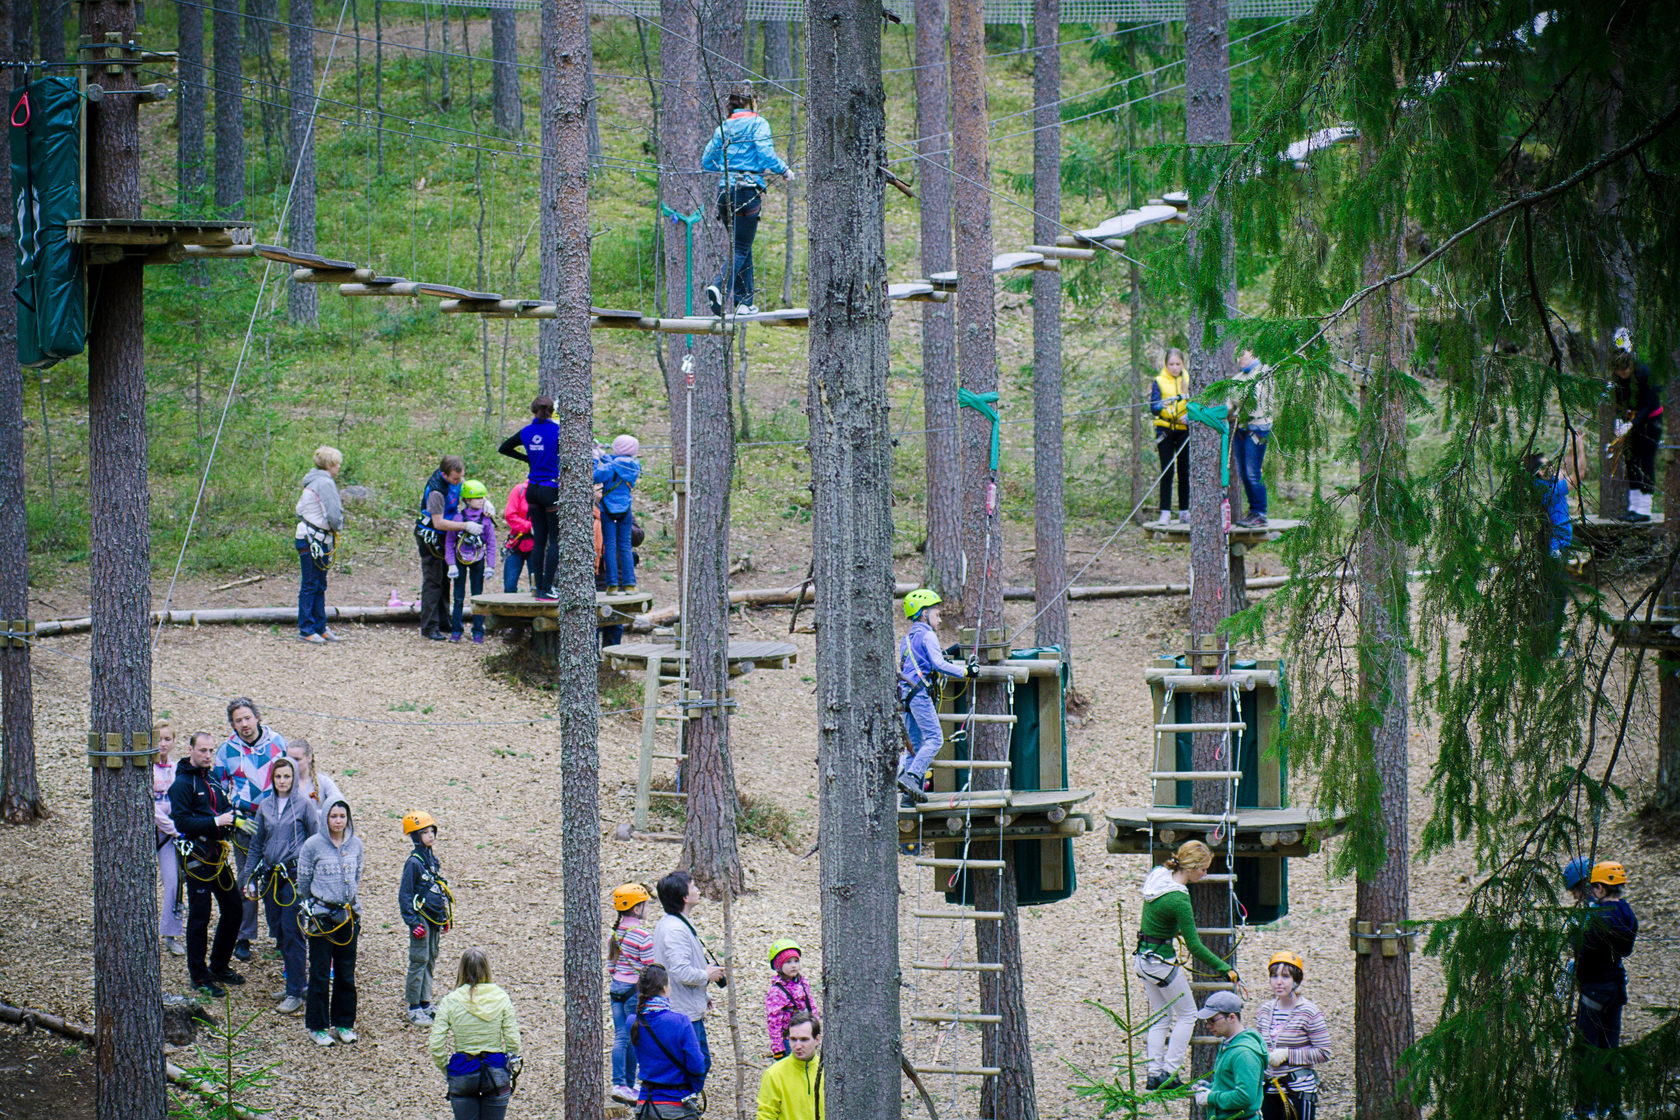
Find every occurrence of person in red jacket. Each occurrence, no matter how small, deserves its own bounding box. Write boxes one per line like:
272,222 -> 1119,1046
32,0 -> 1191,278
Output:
500,480 -> 535,594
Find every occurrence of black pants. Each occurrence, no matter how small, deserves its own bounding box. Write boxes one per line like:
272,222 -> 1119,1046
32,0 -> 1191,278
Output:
185,869 -> 242,983
1627,420 -> 1660,492
1262,1088 -> 1316,1120
1155,427 -> 1190,514
714,186 -> 763,307
526,483 -> 559,595
306,916 -> 359,1032
419,546 -> 450,636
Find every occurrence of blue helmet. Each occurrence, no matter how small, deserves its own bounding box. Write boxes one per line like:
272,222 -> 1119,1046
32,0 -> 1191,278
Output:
1562,857 -> 1592,891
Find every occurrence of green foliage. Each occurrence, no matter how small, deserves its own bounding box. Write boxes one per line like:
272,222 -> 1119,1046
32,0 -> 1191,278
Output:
168,997 -> 275,1119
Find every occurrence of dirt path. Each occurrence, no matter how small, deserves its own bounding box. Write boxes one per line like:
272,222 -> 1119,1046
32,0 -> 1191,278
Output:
1,533 -> 1674,1119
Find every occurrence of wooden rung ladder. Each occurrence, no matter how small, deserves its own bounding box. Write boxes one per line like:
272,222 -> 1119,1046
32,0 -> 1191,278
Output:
911,960 -> 1005,972
1148,770 -> 1243,781
1154,721 -> 1247,733
937,712 -> 1018,724
911,1011 -> 1003,1024
911,1065 -> 1001,1077
912,909 -> 1005,920
913,857 -> 1007,870
927,759 -> 1013,770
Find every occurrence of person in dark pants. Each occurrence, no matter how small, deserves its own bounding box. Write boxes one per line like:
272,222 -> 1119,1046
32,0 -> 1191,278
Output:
169,730 -> 246,998
1574,860 -> 1638,1116
499,396 -> 561,601
701,86 -> 793,318
1610,335 -> 1662,523
236,756 -> 318,1016
298,799 -> 364,1047
416,455 -> 478,639
1150,347 -> 1190,523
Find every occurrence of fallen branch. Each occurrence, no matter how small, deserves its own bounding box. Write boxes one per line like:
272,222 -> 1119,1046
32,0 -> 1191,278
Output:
35,603 -> 423,638
208,574 -> 266,593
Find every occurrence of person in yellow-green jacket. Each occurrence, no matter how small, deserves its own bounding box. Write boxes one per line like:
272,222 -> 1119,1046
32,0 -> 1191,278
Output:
756,1011 -> 822,1120
1191,990 -> 1267,1120
429,948 -> 523,1120
1150,347 -> 1191,523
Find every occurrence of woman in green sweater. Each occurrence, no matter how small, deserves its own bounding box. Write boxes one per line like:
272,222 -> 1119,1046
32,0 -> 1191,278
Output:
429,948 -> 523,1119
1134,840 -> 1241,1090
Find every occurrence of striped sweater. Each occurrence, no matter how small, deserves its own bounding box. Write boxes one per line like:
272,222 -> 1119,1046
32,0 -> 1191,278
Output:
1256,996 -> 1331,1094
609,922 -> 656,986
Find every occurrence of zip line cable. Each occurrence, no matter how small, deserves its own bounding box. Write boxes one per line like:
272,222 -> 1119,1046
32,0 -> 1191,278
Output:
153,0 -> 355,650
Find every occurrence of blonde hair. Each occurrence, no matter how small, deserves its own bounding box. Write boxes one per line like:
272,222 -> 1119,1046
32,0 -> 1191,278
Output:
314,445 -> 343,470
151,720 -> 174,758
1166,839 -> 1213,873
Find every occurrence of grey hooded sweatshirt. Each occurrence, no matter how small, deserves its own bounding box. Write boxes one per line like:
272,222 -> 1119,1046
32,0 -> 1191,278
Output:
296,468 -> 345,536
297,799 -> 364,915
238,780 -> 320,890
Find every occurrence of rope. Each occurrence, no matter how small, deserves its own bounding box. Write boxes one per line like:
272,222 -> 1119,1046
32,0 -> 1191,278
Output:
957,388 -> 1001,474
152,0 -> 355,650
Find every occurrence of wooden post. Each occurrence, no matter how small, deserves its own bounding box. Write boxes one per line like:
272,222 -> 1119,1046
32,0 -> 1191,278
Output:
635,655 -> 662,830
80,0 -> 165,1112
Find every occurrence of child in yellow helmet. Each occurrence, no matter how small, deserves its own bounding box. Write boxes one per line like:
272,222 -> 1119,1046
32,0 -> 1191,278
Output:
764,939 -> 818,1059
897,590 -> 977,806
399,811 -> 452,1026
446,480 -> 498,643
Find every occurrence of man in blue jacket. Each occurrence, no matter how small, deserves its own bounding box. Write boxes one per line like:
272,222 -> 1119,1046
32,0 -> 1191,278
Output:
701,86 -> 793,318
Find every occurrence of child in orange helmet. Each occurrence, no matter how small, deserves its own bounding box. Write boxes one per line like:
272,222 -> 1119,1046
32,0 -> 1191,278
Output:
400,811 -> 453,1026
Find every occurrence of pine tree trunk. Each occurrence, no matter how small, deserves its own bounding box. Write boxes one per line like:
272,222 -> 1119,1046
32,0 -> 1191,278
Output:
702,0 -> 744,99
10,0 -> 29,72
1596,53 -> 1635,520
1128,261 -> 1144,513
0,0 -> 44,827
81,0 -> 164,1109
1184,0 -> 1237,1093
1030,0 -> 1067,654
1656,377 -> 1680,811
213,0 -> 244,214
806,3 -> 901,1109
914,0 -> 960,599
541,0 -> 601,1113
762,19 -> 790,80
1352,218 -> 1419,1120
659,0 -> 701,606
245,0 -> 273,55
287,0 -> 317,324
490,7 -> 521,134
36,0 -> 62,63
176,0 -> 206,206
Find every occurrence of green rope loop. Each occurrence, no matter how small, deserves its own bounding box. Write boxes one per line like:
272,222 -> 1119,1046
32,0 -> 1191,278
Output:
958,388 -> 1002,472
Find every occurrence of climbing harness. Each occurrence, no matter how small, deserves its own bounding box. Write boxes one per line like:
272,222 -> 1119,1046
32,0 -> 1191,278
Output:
408,851 -> 456,929
256,859 -> 300,908
299,898 -> 357,945
177,837 -> 236,891
302,521 -> 337,571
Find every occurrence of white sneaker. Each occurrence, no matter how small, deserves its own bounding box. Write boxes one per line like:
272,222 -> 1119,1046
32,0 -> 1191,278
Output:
1176,510 -> 1189,523
163,936 -> 186,956
736,303 -> 759,316
310,1029 -> 336,1047
276,995 -> 305,1015
704,285 -> 723,316
320,627 -> 342,642
611,1085 -> 637,1104
1155,511 -> 1174,525
405,1007 -> 434,1026
334,1026 -> 358,1044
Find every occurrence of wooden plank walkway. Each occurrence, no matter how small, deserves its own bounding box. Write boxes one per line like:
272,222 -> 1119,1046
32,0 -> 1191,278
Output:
1140,517 -> 1301,545
601,639 -> 797,673
1104,805 -> 1348,857
471,590 -> 654,630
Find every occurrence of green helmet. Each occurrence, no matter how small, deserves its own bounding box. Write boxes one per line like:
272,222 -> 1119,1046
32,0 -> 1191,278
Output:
768,938 -> 802,970
461,479 -> 489,501
903,588 -> 942,621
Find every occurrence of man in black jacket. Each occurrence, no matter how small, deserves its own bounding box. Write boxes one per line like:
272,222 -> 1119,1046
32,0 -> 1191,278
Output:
170,730 -> 247,997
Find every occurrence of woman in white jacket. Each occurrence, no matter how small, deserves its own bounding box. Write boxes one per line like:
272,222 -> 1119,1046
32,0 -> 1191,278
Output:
295,445 -> 345,644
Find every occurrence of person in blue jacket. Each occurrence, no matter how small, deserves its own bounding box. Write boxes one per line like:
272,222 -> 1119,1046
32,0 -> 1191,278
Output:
630,963 -> 708,1106
594,435 -> 643,592
897,589 -> 976,806
701,86 -> 793,318
499,395 -> 561,601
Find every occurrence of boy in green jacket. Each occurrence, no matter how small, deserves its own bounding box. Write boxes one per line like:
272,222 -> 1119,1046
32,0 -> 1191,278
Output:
1191,990 -> 1266,1120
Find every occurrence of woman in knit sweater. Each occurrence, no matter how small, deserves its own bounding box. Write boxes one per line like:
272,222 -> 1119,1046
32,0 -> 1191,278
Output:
1134,840 -> 1240,1090
1255,950 -> 1331,1120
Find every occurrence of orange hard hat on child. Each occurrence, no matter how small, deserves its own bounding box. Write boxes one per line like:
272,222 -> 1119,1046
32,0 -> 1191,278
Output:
402,810 -> 437,835
613,883 -> 651,912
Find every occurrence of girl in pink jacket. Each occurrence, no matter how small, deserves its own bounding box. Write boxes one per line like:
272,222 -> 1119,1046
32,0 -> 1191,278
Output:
501,481 -> 535,594
764,940 -> 819,1058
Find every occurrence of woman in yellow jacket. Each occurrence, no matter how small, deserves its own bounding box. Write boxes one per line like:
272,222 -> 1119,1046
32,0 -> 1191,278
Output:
1150,347 -> 1190,523
429,948 -> 523,1120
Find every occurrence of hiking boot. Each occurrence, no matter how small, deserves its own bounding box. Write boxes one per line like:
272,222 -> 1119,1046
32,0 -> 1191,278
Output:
276,996 -> 305,1015
233,940 -> 252,962
194,980 -> 227,999
310,1029 -> 336,1047
704,284 -> 724,316
211,968 -> 245,985
334,1027 -> 358,1044
163,936 -> 186,957
405,1007 -> 434,1026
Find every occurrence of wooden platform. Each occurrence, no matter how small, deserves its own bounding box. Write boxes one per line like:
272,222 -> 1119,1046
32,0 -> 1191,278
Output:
1140,517 -> 1301,546
471,590 -> 654,630
69,219 -> 255,265
1609,615 -> 1680,652
899,787 -> 1095,841
1576,514 -> 1666,549
1104,806 -> 1348,858
601,639 -> 797,675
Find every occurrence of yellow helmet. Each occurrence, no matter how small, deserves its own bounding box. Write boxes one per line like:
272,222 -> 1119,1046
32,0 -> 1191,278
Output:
1590,861 -> 1627,887
613,883 -> 651,912
904,588 -> 942,621
402,810 -> 437,835
1268,950 -> 1305,978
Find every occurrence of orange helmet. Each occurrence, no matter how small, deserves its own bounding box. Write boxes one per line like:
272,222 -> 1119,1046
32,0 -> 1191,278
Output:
1268,950 -> 1306,978
402,810 -> 437,835
1590,862 -> 1627,887
613,883 -> 651,912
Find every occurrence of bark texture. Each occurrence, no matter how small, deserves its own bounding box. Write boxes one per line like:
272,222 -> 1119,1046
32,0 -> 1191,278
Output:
1660,373 -> 1680,808
1352,216 -> 1419,1120
1128,261 -> 1144,511
176,0 -> 206,205
1184,0 -> 1238,1093
286,0 -> 317,324
0,0 -> 43,826
540,1 -> 600,1115
212,0 -> 244,214
82,0 -> 164,1109
658,0 -> 701,600
805,3 -> 901,1112
913,0 -> 960,598
762,19 -> 791,80
35,0 -> 61,62
1029,0 -> 1067,654
491,7 -> 522,135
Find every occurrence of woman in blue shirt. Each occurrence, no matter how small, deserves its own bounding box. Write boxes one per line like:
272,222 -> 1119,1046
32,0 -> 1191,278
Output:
498,396 -> 561,601
630,964 -> 707,1113
701,86 -> 793,318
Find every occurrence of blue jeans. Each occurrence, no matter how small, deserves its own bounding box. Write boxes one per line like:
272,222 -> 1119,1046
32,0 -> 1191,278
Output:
602,508 -> 636,588
1235,426 -> 1269,516
898,687 -> 944,781
296,541 -> 328,636
610,981 -> 638,1086
502,549 -> 532,593
692,1017 -> 711,1084
264,891 -> 308,998
450,560 -> 487,637
714,187 -> 762,306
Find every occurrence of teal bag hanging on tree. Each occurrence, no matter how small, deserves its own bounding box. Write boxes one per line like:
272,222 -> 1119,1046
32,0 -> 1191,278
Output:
11,76 -> 85,369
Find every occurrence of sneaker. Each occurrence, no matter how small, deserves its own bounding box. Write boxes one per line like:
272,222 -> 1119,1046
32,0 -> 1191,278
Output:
1144,1071 -> 1166,1091
334,1027 -> 358,1044
321,627 -> 342,642
611,1086 -> 638,1104
1154,511 -> 1174,525
1176,510 -> 1190,523
1621,510 -> 1650,523
270,986 -> 291,1000
211,968 -> 245,985
450,632 -> 463,642
310,1029 -> 336,1047
405,1007 -> 434,1026
163,936 -> 186,957
472,634 -> 484,644
299,633 -> 326,644
736,303 -> 759,316
276,995 -> 305,1015
194,980 -> 227,999
533,590 -> 558,602
897,774 -> 928,804
1155,1071 -> 1184,1092
424,630 -> 448,641
233,940 -> 251,962
704,284 -> 723,316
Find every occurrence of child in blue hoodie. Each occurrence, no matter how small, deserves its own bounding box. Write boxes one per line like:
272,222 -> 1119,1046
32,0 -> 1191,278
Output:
701,86 -> 793,317
594,435 -> 643,592
445,480 -> 498,643
896,589 -> 976,805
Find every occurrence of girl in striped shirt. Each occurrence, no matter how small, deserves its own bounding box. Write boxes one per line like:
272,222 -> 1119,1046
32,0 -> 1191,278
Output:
609,883 -> 658,1103
1256,950 -> 1332,1120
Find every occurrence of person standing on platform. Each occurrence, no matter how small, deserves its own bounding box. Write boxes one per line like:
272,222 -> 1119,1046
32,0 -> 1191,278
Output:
594,436 -> 642,593
1231,350 -> 1272,528
1151,347 -> 1191,524
1608,330 -> 1662,523
499,397 -> 561,601
701,85 -> 793,318
896,589 -> 976,806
